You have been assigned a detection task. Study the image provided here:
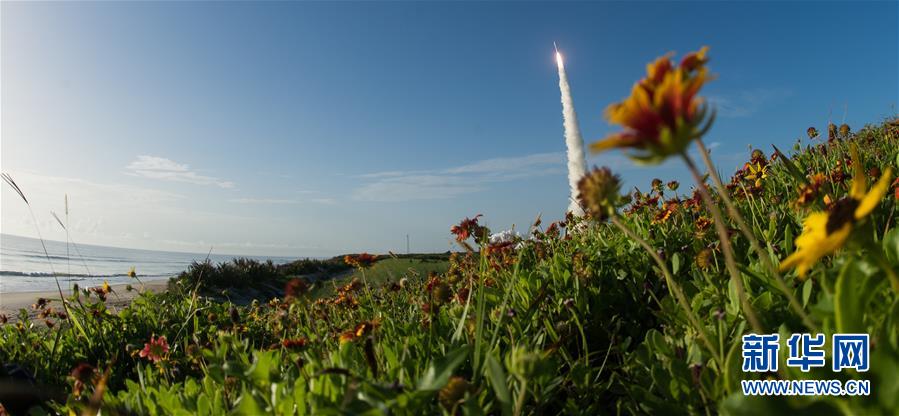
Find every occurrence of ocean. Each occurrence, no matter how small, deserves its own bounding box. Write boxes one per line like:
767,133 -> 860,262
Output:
0,234 -> 298,293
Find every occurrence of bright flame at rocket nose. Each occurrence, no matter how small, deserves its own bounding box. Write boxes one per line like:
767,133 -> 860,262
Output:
555,52 -> 564,68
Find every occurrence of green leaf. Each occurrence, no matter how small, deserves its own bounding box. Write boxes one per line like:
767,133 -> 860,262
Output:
672,253 -> 681,275
484,354 -> 512,416
246,351 -> 277,389
417,346 -> 470,391
771,145 -> 808,185
233,387 -> 266,415
834,259 -> 879,334
801,279 -> 812,307
883,227 -> 899,264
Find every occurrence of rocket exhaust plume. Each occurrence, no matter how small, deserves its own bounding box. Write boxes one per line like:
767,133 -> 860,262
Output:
555,44 -> 587,217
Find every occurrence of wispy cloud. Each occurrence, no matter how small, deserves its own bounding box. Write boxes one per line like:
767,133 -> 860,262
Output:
126,155 -> 234,188
229,196 -> 336,205
707,88 -> 793,118
230,198 -> 303,204
442,152 -> 564,175
353,152 -> 567,202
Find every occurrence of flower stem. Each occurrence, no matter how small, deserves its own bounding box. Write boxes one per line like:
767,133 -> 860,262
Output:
681,152 -> 764,334
611,216 -> 723,366
695,140 -> 817,331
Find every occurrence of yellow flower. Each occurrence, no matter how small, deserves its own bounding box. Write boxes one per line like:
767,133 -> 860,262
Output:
128,267 -> 137,278
590,47 -> 714,164
744,162 -> 768,187
780,144 -> 893,277
102,280 -> 111,294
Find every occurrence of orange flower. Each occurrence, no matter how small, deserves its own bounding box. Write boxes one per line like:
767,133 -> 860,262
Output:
281,338 -> 308,350
139,335 -> 169,363
284,278 -> 309,300
450,214 -> 487,242
344,253 -> 377,269
652,200 -> 679,224
591,47 -> 714,164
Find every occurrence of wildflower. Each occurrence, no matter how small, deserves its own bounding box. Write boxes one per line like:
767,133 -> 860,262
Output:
744,162 -> 769,188
439,376 -> 470,410
455,286 -> 470,304
431,281 -> 452,305
831,162 -> 848,184
695,216 -> 713,234
696,248 -> 713,269
839,123 -> 851,137
354,320 -> 380,338
577,167 -> 623,220
590,47 -> 714,163
70,363 -> 95,396
807,127 -> 819,139
32,298 -> 49,310
344,253 -> 377,269
780,144 -> 893,277
450,215 -> 488,243
229,306 -> 240,324
281,338 -> 308,350
750,149 -> 766,164
828,123 -> 839,142
651,178 -> 664,192
868,167 -> 881,180
139,335 -> 170,363
90,281 -> 112,301
667,180 -> 680,191
284,278 -> 309,300
653,200 -> 679,224
128,266 -> 137,278
795,173 -> 827,207
70,363 -> 95,383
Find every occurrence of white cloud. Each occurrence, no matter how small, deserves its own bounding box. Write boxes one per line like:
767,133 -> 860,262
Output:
443,152 -> 563,175
229,195 -> 336,205
354,174 -> 485,202
0,170 -> 185,243
230,198 -> 303,204
126,155 -> 234,188
353,152 -> 569,202
707,88 -> 793,118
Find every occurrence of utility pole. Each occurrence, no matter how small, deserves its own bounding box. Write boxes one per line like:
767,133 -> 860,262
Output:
406,234 -> 410,254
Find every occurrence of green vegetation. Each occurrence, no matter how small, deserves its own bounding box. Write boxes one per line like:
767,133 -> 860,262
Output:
2,47 -> 899,414
311,256 -> 450,298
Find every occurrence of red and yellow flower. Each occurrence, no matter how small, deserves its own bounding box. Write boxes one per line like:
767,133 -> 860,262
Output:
590,47 -> 714,164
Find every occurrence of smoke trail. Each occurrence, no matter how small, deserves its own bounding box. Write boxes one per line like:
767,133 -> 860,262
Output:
556,49 -> 587,217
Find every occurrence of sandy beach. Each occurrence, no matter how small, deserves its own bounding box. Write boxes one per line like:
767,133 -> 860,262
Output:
0,280 -> 169,322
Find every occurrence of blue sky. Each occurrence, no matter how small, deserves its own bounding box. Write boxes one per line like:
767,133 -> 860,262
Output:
2,1 -> 896,257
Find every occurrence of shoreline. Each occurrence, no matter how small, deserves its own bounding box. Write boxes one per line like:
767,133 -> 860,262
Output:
0,281 -> 169,322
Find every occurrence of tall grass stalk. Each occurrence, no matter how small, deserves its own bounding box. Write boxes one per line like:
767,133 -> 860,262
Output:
678,154 -> 765,334
694,140 -> 817,331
